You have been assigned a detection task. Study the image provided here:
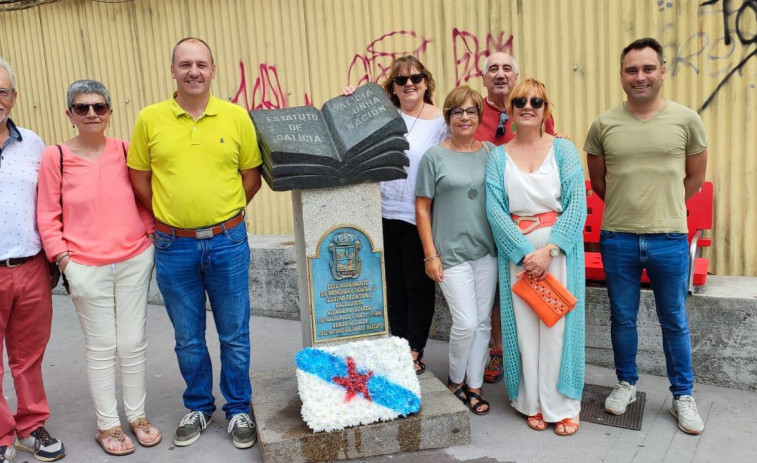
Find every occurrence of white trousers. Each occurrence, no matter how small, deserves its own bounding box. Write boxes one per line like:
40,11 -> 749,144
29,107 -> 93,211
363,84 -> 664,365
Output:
508,227 -> 580,422
439,254 -> 497,389
65,246 -> 154,430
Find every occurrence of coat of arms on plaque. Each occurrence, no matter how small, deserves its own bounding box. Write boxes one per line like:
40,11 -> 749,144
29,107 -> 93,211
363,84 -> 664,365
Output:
329,231 -> 362,280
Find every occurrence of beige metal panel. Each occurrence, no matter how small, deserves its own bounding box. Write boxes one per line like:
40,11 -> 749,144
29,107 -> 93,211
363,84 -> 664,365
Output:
0,6 -> 59,143
37,0 -> 142,143
2,0 -> 756,274
230,0 -> 309,235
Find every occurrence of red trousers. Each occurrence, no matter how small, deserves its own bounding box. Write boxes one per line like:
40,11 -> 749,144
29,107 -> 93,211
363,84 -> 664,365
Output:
0,253 -> 52,445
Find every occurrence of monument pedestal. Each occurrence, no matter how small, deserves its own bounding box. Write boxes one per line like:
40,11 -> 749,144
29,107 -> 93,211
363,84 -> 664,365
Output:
252,368 -> 470,463
292,183 -> 386,346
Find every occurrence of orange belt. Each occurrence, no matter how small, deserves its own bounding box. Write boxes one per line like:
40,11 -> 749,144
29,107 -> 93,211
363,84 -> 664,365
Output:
511,211 -> 559,234
155,211 -> 245,239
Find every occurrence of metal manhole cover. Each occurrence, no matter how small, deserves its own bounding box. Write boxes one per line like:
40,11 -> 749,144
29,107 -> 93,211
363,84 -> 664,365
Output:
580,383 -> 646,430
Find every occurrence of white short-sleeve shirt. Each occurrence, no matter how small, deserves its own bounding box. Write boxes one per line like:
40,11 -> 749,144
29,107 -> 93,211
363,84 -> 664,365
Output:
0,121 -> 45,260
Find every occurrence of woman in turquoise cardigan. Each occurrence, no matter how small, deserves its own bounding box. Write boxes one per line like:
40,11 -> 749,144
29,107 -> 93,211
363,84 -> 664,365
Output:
485,79 -> 586,436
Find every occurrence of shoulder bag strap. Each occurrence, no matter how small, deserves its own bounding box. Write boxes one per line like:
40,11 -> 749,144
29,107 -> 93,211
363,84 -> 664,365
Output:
482,141 -> 491,155
56,144 -> 64,214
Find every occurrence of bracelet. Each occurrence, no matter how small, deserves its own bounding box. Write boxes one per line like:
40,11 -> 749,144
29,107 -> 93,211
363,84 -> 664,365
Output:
55,253 -> 69,264
423,254 -> 439,262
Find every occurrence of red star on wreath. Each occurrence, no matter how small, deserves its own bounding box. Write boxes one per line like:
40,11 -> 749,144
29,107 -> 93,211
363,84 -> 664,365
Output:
332,357 -> 373,402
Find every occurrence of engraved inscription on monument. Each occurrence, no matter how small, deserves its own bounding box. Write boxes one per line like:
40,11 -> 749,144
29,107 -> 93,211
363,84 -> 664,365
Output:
308,226 -> 387,343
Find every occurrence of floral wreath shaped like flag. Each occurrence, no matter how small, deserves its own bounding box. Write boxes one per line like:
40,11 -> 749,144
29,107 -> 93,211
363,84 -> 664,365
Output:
295,336 -> 421,432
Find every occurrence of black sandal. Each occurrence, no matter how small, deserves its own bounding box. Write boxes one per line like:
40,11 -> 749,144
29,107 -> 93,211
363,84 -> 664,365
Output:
412,349 -> 425,375
447,378 -> 467,404
466,389 -> 490,415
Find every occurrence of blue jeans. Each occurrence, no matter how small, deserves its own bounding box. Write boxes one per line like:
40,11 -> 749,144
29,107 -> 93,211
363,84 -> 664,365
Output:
599,231 -> 693,397
154,220 -> 251,418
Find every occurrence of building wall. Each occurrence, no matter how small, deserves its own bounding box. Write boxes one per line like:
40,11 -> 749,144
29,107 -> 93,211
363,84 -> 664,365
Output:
1,0 -> 755,276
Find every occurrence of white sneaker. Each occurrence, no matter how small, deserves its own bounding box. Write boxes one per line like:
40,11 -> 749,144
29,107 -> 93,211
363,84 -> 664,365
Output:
604,381 -> 637,415
0,445 -> 16,463
670,395 -> 705,435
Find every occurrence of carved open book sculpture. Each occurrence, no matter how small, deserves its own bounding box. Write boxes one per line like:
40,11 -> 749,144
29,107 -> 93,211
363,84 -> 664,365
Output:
250,83 -> 410,191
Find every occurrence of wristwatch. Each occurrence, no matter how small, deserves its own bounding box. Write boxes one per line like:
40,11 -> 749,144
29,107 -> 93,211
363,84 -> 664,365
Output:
546,243 -> 560,258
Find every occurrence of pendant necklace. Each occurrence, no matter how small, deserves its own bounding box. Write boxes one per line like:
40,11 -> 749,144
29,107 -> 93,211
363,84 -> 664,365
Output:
467,154 -> 480,200
450,138 -> 480,200
404,101 -> 425,134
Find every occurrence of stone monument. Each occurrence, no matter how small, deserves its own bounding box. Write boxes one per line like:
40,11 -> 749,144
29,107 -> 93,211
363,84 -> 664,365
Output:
248,84 -> 469,462
251,84 -> 409,346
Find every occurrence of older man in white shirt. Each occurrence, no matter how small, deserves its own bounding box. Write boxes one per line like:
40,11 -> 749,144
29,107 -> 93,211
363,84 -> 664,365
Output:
0,57 -> 65,462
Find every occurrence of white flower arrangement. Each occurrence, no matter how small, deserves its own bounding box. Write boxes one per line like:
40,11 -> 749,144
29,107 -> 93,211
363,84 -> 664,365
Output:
295,336 -> 421,432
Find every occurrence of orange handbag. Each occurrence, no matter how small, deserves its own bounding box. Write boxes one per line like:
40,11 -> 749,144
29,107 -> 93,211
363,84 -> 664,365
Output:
512,271 -> 577,327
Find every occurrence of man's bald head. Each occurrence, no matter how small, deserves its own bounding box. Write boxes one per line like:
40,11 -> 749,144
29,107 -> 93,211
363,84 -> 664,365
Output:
171,37 -> 215,65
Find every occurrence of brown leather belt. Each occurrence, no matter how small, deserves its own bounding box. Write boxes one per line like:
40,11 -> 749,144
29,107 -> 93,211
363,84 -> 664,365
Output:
155,212 -> 245,239
0,256 -> 33,267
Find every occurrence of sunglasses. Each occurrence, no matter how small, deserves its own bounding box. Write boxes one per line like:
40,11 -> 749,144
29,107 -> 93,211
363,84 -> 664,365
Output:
392,73 -> 426,86
495,111 -> 509,137
512,97 -> 545,109
70,103 -> 110,116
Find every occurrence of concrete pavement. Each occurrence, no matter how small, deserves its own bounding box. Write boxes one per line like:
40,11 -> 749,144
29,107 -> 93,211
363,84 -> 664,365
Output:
3,295 -> 755,463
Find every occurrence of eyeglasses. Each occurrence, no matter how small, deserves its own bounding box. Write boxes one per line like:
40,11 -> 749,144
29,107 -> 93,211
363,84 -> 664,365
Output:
70,103 -> 110,116
495,111 -> 509,137
392,73 -> 426,86
512,97 -> 545,109
0,88 -> 15,100
449,107 -> 479,119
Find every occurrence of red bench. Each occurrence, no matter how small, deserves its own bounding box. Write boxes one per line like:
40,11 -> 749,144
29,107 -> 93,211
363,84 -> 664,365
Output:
584,180 -> 713,293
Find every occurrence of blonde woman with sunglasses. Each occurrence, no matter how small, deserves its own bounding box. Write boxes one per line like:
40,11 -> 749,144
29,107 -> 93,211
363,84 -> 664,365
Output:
36,80 -> 161,456
485,78 -> 586,436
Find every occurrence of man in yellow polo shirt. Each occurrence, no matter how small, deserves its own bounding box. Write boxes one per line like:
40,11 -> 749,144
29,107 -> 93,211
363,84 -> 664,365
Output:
128,37 -> 262,450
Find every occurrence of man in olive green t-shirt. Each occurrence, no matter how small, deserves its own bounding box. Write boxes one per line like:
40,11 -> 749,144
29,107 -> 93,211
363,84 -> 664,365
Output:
584,38 -> 707,436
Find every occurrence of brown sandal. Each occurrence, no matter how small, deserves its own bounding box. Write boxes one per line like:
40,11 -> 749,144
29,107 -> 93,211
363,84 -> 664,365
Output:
554,418 -> 580,436
130,417 -> 162,447
95,426 -> 135,456
527,413 -> 548,431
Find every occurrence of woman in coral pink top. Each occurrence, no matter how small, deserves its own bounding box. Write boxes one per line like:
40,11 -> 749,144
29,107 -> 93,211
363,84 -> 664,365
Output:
36,80 -> 161,456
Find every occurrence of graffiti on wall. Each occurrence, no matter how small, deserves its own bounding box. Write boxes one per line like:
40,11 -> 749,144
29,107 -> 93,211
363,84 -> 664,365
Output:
231,61 -> 311,111
452,28 -> 514,86
230,28 -> 514,110
664,0 -> 757,111
346,30 -> 433,85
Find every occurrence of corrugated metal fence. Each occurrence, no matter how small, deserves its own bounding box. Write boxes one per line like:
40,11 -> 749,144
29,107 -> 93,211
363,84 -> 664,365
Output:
1,0 -> 755,276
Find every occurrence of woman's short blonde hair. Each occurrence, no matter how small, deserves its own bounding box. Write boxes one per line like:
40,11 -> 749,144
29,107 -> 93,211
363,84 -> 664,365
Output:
442,85 -> 483,125
507,78 -> 553,128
